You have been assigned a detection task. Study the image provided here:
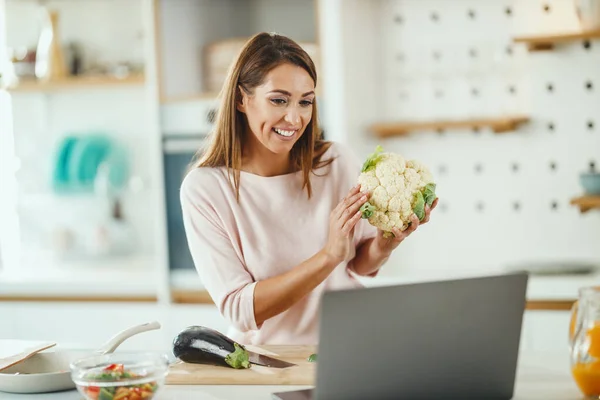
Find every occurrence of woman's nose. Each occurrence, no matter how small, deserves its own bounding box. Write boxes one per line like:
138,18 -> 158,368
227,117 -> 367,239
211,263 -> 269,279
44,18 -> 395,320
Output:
285,109 -> 301,125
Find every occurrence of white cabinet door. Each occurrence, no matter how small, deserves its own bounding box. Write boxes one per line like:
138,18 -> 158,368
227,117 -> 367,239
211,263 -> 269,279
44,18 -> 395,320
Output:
0,304 -> 17,338
524,310 -> 572,354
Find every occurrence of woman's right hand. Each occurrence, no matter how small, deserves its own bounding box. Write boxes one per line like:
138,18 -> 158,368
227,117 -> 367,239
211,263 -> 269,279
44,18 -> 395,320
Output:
323,184 -> 369,265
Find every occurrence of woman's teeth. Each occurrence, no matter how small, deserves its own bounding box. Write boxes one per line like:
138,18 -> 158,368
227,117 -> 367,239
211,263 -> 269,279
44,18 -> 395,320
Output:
273,128 -> 295,137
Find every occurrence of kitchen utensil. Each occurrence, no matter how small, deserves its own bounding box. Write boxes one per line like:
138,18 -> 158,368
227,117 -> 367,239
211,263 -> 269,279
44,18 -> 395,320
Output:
71,352 -> 168,400
0,342 -> 56,372
580,172 -> 600,195
167,345 -> 314,385
96,321 -> 161,355
52,135 -> 78,193
247,351 -> 297,368
0,321 -> 161,394
569,286 -> 600,397
68,134 -> 112,191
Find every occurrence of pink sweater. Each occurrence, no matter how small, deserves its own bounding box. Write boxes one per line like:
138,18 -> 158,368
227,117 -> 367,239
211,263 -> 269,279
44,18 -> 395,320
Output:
180,142 -> 378,345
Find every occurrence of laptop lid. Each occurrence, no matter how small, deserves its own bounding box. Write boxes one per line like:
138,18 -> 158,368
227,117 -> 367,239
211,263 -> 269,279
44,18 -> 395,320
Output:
310,272 -> 528,400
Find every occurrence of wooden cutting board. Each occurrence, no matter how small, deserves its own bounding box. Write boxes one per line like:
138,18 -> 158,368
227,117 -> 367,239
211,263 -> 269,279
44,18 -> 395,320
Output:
166,345 -> 316,385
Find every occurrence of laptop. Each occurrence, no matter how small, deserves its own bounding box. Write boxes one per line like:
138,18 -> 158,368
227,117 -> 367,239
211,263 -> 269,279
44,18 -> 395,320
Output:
272,272 -> 528,400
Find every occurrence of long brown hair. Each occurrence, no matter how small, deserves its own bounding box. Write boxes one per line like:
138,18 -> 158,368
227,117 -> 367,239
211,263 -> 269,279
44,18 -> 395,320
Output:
194,32 -> 333,199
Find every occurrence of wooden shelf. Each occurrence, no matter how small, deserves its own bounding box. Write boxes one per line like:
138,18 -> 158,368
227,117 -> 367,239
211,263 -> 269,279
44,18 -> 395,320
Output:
513,29 -> 600,51
570,195 -> 600,213
0,294 -> 157,302
7,73 -> 145,92
171,289 -> 214,304
371,115 -> 529,137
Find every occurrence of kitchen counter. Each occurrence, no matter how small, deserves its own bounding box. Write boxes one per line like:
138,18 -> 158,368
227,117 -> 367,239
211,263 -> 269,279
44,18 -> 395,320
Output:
0,351 -> 583,399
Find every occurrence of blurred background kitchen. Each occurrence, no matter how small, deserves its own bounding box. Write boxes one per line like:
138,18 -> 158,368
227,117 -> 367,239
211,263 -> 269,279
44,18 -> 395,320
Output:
1,0 -> 600,354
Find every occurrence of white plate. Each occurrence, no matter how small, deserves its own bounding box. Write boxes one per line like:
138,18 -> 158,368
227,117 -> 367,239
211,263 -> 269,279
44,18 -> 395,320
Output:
0,349 -> 90,394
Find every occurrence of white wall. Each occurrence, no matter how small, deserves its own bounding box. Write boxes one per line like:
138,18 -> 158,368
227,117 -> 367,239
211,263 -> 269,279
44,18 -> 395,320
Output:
323,0 -> 600,278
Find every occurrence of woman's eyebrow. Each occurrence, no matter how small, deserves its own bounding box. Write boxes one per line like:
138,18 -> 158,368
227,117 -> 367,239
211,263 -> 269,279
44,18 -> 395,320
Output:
268,89 -> 315,97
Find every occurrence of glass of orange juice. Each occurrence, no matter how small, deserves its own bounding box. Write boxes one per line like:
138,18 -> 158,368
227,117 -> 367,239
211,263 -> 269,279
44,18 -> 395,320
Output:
570,286 -> 600,398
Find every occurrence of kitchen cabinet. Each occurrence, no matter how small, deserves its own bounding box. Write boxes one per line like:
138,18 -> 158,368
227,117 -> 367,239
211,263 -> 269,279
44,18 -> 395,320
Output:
1,0 -> 168,303
523,310 -> 572,354
0,305 -> 17,339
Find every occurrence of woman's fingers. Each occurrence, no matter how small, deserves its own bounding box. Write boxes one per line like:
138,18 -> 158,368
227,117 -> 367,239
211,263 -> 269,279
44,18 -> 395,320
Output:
391,227 -> 404,240
407,214 -> 420,233
422,205 -> 431,223
334,185 -> 361,215
387,199 -> 439,241
342,192 -> 368,220
337,189 -> 368,221
341,210 -> 362,236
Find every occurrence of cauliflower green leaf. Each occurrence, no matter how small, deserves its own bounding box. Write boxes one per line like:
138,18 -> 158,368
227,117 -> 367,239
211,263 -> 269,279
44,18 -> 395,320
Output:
413,184 -> 437,221
361,145 -> 384,172
423,183 -> 437,207
412,191 -> 426,221
360,202 -> 376,219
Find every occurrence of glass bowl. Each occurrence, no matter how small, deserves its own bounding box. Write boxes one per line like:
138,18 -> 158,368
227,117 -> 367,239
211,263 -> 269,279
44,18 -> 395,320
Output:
70,352 -> 169,400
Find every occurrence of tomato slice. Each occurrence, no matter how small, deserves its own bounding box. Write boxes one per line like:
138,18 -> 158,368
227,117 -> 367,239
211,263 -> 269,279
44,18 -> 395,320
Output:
87,386 -> 100,400
104,363 -> 124,372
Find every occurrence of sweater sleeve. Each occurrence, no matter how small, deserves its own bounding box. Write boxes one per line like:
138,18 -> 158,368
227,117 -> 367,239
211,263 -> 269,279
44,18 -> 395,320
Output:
180,170 -> 259,333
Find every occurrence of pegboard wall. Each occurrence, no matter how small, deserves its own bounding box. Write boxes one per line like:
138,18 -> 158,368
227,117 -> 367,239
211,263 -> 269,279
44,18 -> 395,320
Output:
343,0 -> 600,275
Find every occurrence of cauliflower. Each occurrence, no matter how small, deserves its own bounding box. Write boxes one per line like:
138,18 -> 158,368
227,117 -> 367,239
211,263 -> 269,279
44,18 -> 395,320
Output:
358,145 -> 437,237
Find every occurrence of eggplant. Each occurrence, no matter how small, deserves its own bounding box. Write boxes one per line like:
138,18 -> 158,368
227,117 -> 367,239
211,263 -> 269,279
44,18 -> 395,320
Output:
172,325 -> 250,369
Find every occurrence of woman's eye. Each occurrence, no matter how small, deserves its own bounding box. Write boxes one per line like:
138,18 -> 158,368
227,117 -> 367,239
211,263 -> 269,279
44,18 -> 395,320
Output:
270,98 -> 287,105
300,100 -> 314,107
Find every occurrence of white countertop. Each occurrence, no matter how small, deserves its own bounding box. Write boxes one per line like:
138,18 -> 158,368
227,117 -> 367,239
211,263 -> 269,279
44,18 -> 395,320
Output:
0,351 -> 583,400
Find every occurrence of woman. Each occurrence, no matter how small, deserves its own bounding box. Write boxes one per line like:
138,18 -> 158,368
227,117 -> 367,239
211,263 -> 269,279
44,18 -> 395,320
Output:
180,32 -> 436,345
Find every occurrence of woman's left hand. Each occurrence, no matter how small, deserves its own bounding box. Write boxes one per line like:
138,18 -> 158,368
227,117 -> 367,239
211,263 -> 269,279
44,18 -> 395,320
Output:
374,198 -> 439,256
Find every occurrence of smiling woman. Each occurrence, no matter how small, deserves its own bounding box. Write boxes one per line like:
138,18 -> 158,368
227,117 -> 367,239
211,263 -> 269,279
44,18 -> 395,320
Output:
237,63 -> 316,167
179,32 -> 432,346
195,32 -> 330,199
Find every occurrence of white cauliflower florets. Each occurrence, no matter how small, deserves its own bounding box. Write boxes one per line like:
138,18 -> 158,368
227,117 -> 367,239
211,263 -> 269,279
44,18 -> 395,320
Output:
357,145 -> 437,237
